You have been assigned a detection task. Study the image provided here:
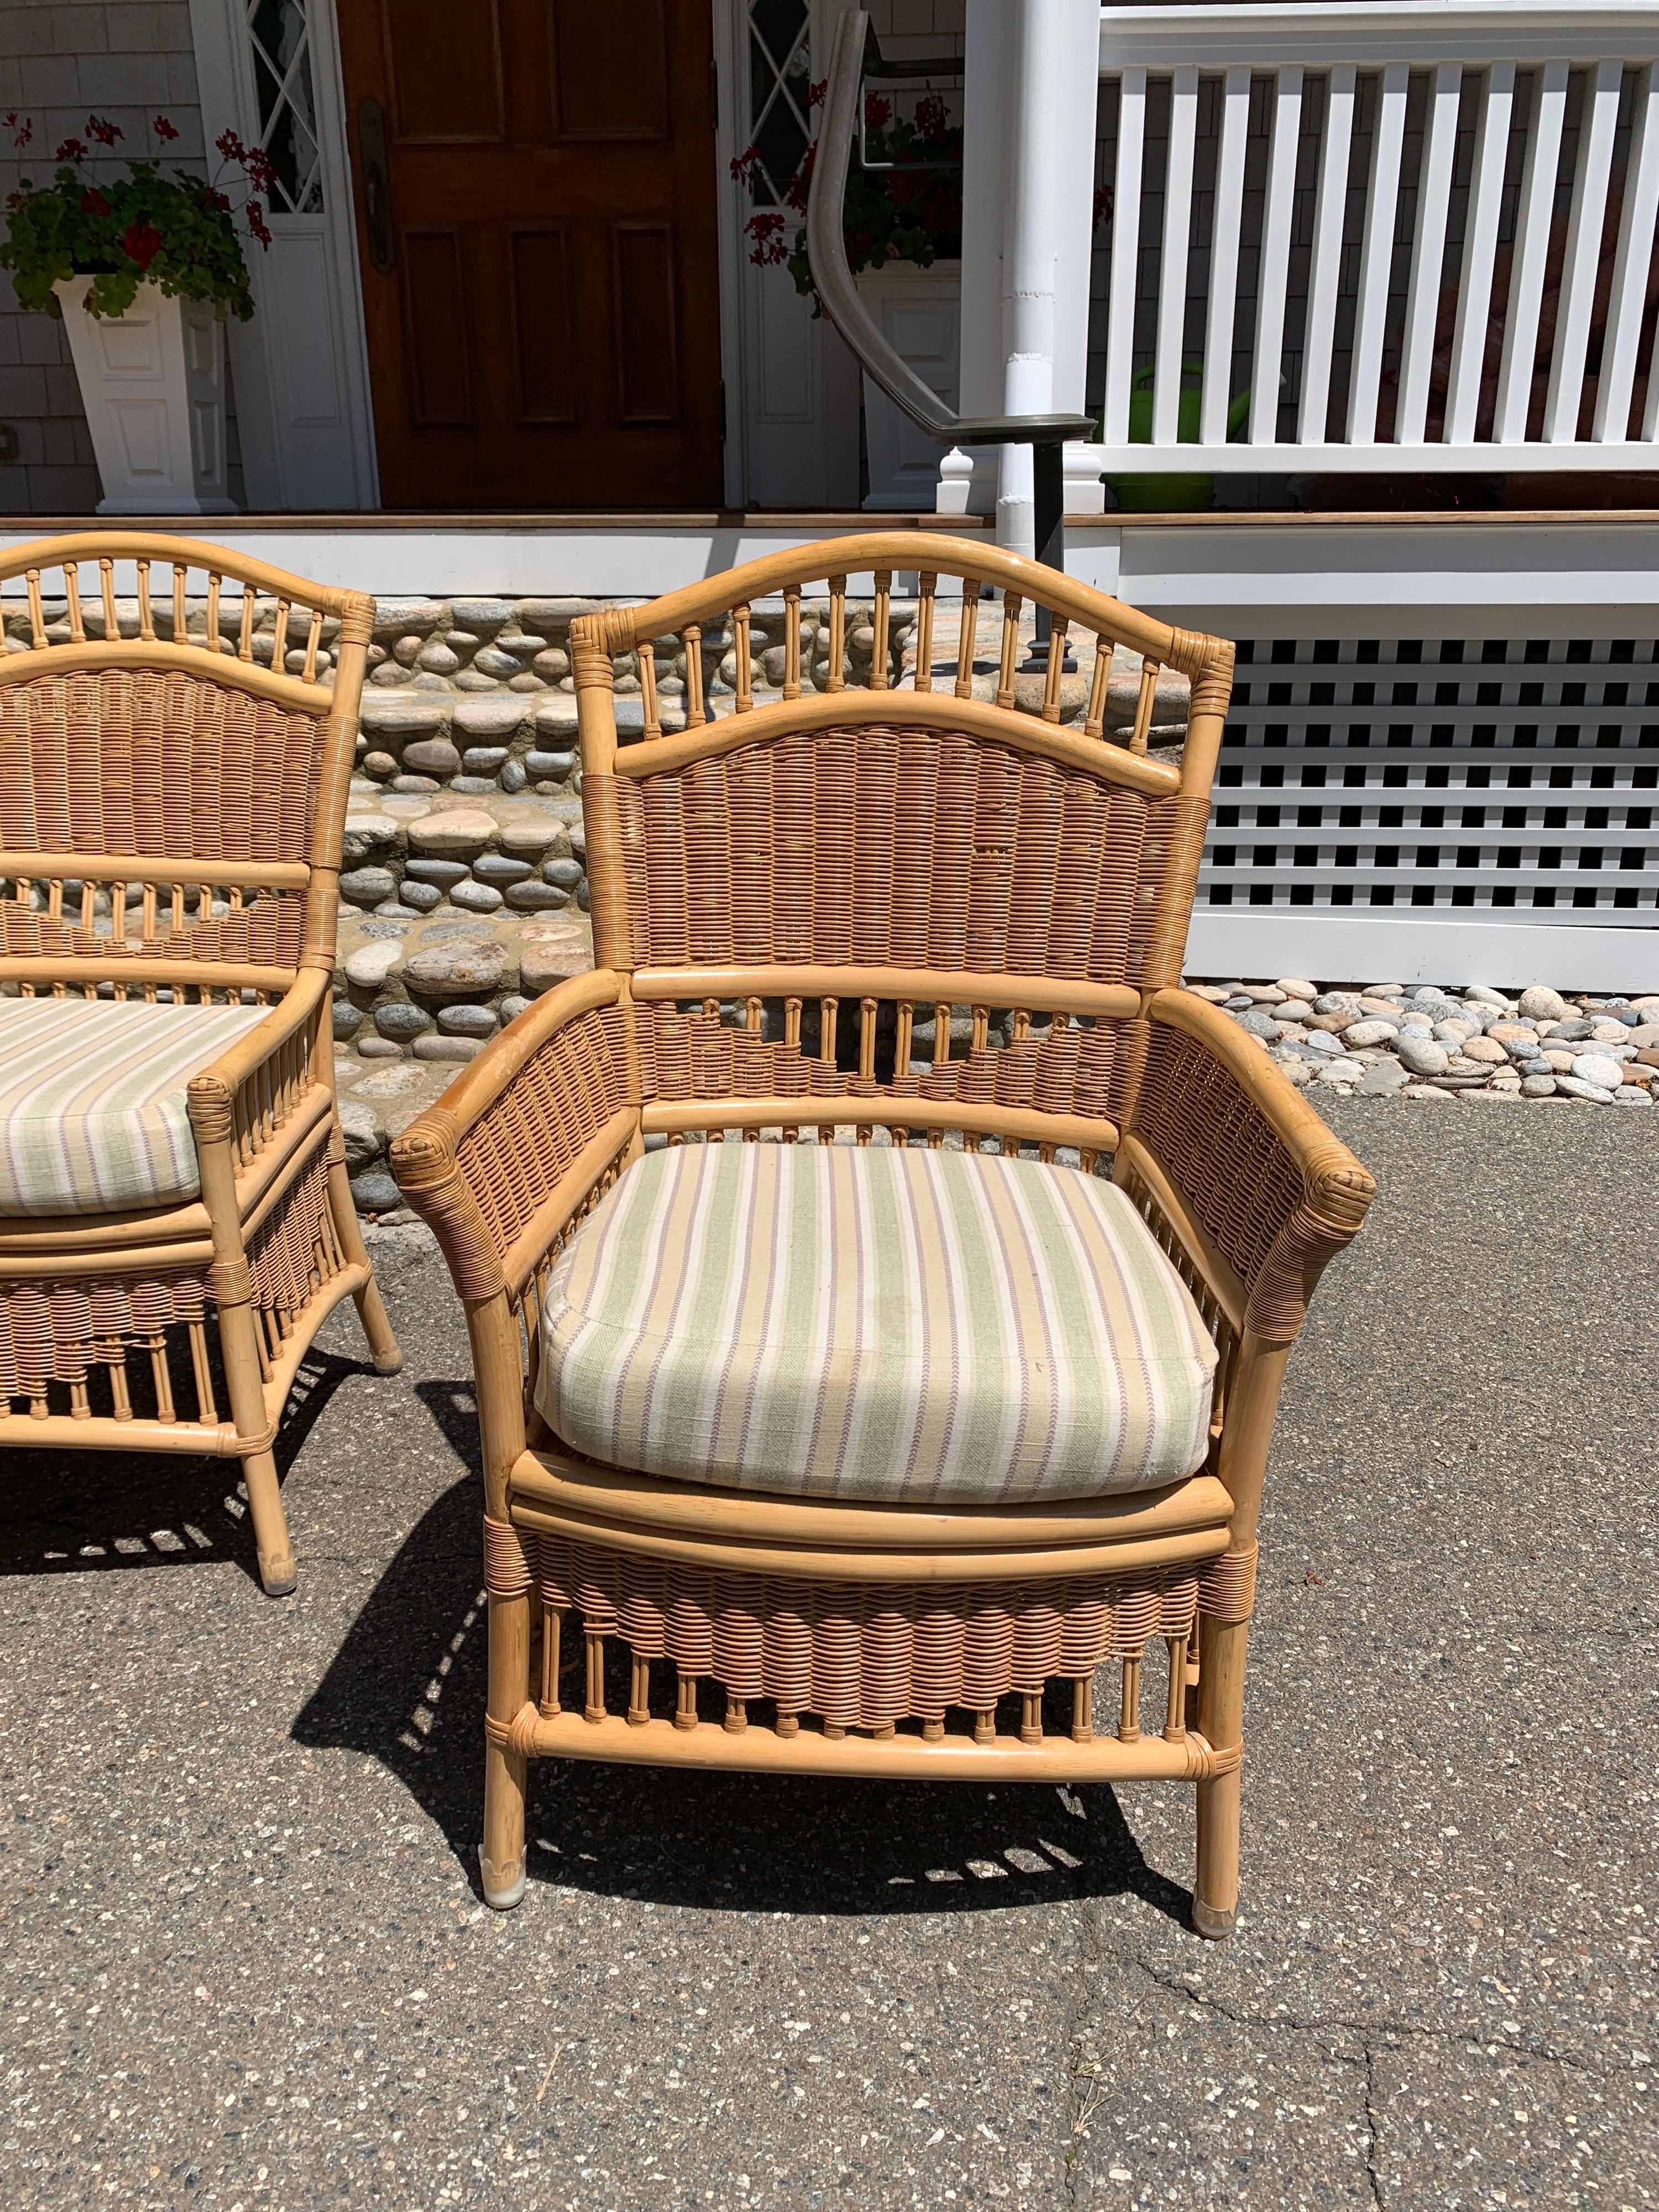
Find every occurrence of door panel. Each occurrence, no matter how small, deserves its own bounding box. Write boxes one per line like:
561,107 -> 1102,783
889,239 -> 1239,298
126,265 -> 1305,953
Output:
338,0 -> 722,508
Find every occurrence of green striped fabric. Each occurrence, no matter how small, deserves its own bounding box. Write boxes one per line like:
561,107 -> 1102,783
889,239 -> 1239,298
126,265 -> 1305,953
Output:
0,997 -> 268,1217
537,1140 -> 1218,1505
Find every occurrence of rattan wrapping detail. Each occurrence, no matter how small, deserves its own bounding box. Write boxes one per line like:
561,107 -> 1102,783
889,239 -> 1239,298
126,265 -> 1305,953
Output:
612,731 -> 1199,987
0,1270 -> 208,1399
1197,1541 -> 1259,1623
483,1512 -> 536,1598
0,670 -> 324,863
528,1528 -> 1200,1731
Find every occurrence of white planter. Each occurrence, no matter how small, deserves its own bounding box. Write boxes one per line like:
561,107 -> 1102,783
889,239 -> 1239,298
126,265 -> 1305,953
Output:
53,277 -> 236,514
855,260 -> 960,512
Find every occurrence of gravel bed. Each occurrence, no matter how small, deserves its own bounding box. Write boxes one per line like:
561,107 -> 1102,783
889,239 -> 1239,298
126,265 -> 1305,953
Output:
1189,977 -> 1659,1104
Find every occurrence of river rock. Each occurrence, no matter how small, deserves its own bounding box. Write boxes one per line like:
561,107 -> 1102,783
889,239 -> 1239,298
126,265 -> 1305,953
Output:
542,857 -> 586,890
450,879 -> 504,913
500,819 -> 570,860
520,930 -> 593,995
358,691 -> 453,734
1519,1073 -> 1558,1097
1359,1061 -> 1409,1095
403,939 -> 509,996
1275,978 -> 1317,1000
1234,1009 -> 1279,1041
1397,1035 -> 1450,1077
438,1003 -> 498,1038
1571,1051 -> 1625,1091
473,854 -> 534,885
339,865 -> 397,907
332,1001 -> 363,1041
413,1035 -> 483,1063
1343,1019 -> 1398,1048
1459,1035 -> 1507,1063
1519,985 -> 1569,1021
402,738 -> 462,777
452,695 -> 533,737
1554,1074 -> 1614,1103
398,880 -> 443,912
343,940 -> 405,989
375,1003 -> 431,1041
407,811 -> 497,860
504,881 -> 570,911
337,1099 -> 383,1173
350,1171 -> 402,1214
341,814 -> 401,865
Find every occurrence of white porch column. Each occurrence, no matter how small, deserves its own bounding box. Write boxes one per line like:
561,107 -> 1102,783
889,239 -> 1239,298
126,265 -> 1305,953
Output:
938,0 -> 1102,542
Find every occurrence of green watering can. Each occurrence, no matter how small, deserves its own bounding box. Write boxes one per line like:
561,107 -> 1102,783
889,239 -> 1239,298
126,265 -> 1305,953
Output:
1104,359 -> 1251,513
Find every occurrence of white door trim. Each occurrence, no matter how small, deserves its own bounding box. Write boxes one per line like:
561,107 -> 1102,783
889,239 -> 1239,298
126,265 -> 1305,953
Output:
187,0 -> 379,510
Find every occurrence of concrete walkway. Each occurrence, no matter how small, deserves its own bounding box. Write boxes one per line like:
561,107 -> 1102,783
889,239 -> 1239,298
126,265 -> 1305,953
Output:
2,1102 -> 1653,2210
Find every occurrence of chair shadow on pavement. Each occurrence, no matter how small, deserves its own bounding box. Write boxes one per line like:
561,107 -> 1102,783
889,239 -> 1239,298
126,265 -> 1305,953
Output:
291,1376 -> 1197,1926
0,1347 -> 367,1589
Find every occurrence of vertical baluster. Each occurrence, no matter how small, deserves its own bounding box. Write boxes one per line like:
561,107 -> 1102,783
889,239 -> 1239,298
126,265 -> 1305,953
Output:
1019,1693 -> 1043,1746
100,557 -> 118,641
1249,67 -> 1303,448
1446,63 -> 1516,444
628,1655 -> 650,1726
1300,64 -> 1356,444
1118,1654 -> 1141,1743
639,638 -> 660,736
1602,67 -> 1659,442
820,996 -> 839,1067
858,997 -> 878,1080
188,1319 -> 217,1424
1201,65 -> 1251,445
1151,66 -> 1199,448
172,563 -> 187,646
585,1627 -> 607,1723
1397,62 -> 1465,446
542,1604 -> 564,1715
109,1358 -> 133,1422
272,597 -> 291,673
113,881 -> 128,950
206,572 -> 223,653
1348,62 -> 1410,445
25,568 -> 46,647
150,1339 -> 175,1422
675,1672 -> 698,1731
1545,58 -> 1624,442
914,572 -> 936,692
826,575 -> 846,692
895,1000 -> 914,1072
746,995 -> 763,1034
782,584 -> 802,699
682,624 -> 705,727
137,560 -> 155,641
1164,1636 -> 1189,1741
238,584 -> 255,661
1084,634 -> 1113,737
870,568 -> 891,691
1102,66 -> 1146,446
733,601 -> 752,711
933,1000 -> 951,1068
954,579 -> 979,697
996,592 -> 1021,708
1071,1676 -> 1094,1744
1494,61 -> 1569,443
64,562 -> 85,641
1130,659 -> 1159,753
302,606 -> 322,681
784,995 -> 802,1049
1042,620 -> 1067,722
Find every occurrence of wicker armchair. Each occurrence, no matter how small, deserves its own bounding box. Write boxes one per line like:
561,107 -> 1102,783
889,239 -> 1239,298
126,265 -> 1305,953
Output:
0,534 -> 400,1594
390,533 -> 1373,1927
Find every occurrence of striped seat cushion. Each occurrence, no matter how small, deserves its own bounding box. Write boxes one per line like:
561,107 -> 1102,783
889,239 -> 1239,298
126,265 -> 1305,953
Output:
536,1140 -> 1219,1506
0,997 -> 269,1218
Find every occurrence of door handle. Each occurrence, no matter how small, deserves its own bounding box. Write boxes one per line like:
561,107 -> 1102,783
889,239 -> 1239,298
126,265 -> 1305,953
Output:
358,97 -> 395,274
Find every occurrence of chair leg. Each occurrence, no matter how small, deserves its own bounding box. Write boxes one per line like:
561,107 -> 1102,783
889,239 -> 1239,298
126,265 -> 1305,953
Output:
217,1293 -> 296,1597
1193,1615 -> 1248,1940
327,1142 -> 403,1374
481,1588 -> 530,1910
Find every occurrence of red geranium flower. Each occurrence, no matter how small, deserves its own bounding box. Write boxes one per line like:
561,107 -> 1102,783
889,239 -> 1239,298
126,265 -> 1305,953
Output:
4,110 -> 32,149
54,138 -> 90,164
152,115 -> 179,143
87,114 -> 123,147
79,187 -> 112,217
122,220 -> 163,272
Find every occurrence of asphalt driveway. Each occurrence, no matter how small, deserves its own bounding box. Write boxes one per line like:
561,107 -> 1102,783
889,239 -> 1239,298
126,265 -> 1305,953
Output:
1,1099 -> 1654,2209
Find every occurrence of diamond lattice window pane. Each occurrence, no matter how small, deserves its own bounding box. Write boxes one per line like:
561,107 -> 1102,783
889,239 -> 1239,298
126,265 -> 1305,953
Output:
747,0 -> 812,206
247,0 -> 324,213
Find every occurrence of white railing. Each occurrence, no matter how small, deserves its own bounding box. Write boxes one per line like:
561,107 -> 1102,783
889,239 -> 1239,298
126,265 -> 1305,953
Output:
1095,2 -> 1659,471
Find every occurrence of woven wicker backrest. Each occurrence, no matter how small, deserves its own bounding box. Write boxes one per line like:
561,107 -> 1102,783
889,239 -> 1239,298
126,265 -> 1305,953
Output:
573,533 -> 1234,996
0,534 -> 372,995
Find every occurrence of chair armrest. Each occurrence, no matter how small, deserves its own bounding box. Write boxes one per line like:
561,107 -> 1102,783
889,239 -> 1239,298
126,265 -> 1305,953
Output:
186,968 -> 330,1170
1128,989 -> 1375,1344
390,969 -> 638,1302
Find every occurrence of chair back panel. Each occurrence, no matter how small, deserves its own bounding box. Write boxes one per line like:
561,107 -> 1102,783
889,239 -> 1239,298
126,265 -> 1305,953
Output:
607,724 -> 1207,989
0,667 -> 323,864
574,533 -> 1234,1000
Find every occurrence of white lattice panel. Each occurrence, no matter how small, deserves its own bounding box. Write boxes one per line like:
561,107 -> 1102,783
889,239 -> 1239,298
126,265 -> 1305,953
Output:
1200,634 -> 1659,925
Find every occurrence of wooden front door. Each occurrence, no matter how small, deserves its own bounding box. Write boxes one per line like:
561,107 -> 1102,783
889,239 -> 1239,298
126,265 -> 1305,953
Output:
337,0 -> 724,509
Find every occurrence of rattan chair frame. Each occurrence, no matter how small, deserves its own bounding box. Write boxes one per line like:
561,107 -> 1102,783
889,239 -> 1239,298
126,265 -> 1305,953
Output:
0,532 -> 401,1594
390,532 -> 1374,1928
